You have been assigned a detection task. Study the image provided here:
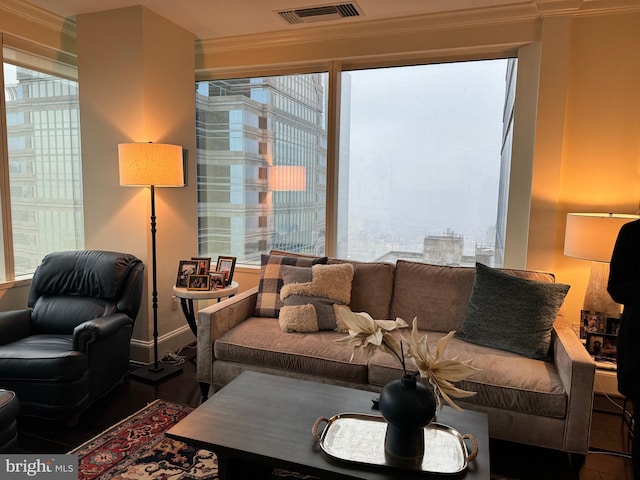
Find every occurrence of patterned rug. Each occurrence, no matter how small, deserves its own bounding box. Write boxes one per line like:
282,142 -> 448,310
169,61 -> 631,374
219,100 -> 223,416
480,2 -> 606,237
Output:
70,399 -> 515,480
70,400 -> 217,479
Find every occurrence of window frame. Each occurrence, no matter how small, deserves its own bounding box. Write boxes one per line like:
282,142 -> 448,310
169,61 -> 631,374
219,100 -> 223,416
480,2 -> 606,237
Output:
196,49 -> 535,268
0,35 -> 81,284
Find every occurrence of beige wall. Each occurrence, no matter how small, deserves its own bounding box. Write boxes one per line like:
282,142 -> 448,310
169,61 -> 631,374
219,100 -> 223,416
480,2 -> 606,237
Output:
76,6 -> 198,362
553,12 -> 640,323
2,3 -> 640,338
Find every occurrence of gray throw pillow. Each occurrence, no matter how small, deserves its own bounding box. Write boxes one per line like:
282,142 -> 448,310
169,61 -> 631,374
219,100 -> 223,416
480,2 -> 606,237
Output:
455,263 -> 570,359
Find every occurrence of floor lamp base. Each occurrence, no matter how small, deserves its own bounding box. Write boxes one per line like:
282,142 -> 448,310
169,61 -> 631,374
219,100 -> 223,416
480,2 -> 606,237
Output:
129,362 -> 183,384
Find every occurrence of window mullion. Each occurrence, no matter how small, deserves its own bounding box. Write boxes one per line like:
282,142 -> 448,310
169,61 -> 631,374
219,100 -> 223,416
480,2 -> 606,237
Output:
0,37 -> 16,282
325,60 -> 341,258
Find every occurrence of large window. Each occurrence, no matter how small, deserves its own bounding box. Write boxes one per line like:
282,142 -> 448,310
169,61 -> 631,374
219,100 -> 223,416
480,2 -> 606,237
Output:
196,75 -> 328,265
1,48 -> 84,282
196,59 -> 514,267
337,60 -> 511,266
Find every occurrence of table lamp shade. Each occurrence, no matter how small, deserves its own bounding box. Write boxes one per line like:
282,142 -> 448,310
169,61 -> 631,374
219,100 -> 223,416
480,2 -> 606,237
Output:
563,213 -> 639,263
119,143 -> 184,187
564,212 -> 640,317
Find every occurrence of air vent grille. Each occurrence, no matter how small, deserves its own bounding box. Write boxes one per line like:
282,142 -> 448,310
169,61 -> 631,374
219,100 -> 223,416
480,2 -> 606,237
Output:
277,3 -> 362,25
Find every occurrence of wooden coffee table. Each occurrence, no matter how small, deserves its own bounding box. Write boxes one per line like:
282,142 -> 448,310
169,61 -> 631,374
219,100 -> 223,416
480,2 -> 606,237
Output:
167,371 -> 490,479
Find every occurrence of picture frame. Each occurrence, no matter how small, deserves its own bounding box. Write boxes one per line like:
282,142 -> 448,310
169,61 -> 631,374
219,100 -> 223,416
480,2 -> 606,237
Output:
580,310 -> 604,338
186,274 -> 210,291
191,257 -> 211,275
606,317 -> 621,336
176,260 -> 199,288
586,332 -> 618,361
210,271 -> 226,290
216,256 -> 236,286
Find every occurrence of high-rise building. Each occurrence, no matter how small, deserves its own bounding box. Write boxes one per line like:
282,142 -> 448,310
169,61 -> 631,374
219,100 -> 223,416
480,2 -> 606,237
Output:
196,75 -> 328,264
4,66 -> 83,276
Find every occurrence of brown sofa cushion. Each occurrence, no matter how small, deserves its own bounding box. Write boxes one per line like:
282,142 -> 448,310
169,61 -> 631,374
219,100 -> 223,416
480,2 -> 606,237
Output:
391,261 -> 475,332
390,260 -> 559,333
367,330 -> 567,419
214,316 -> 369,385
328,258 -> 394,320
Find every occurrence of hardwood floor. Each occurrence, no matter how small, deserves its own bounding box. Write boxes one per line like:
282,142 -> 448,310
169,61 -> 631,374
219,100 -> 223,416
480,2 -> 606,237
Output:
15,348 -> 633,479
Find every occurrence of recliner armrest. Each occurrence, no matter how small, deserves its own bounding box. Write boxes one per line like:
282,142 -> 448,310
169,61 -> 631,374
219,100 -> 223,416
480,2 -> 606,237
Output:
551,313 -> 596,454
72,313 -> 133,352
0,310 -> 31,345
196,287 -> 258,386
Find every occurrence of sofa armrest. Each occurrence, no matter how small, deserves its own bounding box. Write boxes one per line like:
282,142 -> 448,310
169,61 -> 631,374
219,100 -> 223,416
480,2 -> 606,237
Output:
551,313 -> 596,454
196,287 -> 258,386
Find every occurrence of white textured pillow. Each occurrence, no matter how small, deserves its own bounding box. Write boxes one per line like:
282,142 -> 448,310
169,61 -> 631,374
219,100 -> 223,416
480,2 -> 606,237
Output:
278,263 -> 354,333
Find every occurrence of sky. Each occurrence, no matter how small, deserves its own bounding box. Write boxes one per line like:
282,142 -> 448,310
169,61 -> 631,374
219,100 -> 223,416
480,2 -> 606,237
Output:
341,59 -> 509,255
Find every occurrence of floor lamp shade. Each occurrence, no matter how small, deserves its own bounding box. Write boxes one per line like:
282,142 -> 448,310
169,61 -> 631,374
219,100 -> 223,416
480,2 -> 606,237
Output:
564,212 -> 640,317
118,142 -> 184,383
118,143 -> 184,187
269,165 -> 306,191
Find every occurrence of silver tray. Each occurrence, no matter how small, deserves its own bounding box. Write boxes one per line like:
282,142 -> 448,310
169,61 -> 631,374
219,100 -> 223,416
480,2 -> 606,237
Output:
312,413 -> 478,474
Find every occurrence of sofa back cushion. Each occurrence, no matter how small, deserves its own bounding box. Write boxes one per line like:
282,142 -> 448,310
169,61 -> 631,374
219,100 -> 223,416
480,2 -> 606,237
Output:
390,260 -> 558,332
391,261 -> 475,332
328,258 -> 394,320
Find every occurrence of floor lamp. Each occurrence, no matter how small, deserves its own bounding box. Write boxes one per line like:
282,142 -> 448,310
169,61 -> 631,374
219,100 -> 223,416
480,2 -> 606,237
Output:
563,212 -> 639,320
119,142 -> 185,383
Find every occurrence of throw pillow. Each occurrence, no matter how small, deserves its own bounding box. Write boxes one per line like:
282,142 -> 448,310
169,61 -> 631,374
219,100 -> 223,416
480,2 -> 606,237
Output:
278,263 -> 355,333
254,254 -> 328,318
455,262 -> 570,359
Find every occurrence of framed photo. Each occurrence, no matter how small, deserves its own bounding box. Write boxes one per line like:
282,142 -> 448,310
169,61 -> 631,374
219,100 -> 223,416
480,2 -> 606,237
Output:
192,257 -> 211,275
606,317 -> 621,336
216,256 -> 236,286
210,271 -> 226,289
580,310 -> 604,338
186,274 -> 210,291
176,260 -> 198,288
586,332 -> 618,361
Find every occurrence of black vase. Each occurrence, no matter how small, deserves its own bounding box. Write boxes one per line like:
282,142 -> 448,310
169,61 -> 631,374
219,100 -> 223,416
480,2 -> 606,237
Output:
378,374 -> 437,462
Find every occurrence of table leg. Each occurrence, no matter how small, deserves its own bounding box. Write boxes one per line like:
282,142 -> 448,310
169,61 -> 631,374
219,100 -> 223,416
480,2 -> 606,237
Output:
200,382 -> 210,402
179,298 -> 198,336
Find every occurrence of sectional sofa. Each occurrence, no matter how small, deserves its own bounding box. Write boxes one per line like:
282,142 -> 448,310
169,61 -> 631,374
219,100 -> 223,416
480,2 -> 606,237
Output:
196,252 -> 596,457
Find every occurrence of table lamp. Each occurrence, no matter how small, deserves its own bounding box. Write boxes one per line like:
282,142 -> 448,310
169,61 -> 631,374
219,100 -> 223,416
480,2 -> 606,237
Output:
119,142 -> 184,383
563,212 -> 639,319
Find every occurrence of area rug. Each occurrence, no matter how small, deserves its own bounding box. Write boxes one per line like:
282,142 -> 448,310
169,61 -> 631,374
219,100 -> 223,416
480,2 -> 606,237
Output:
70,399 -> 217,479
70,399 -> 515,480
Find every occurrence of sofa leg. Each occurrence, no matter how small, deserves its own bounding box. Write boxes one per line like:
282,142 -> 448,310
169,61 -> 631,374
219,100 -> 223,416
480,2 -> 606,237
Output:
569,452 -> 586,471
199,382 -> 210,402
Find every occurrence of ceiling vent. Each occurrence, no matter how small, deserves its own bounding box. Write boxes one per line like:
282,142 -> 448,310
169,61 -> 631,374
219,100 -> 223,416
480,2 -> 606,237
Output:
277,3 -> 362,25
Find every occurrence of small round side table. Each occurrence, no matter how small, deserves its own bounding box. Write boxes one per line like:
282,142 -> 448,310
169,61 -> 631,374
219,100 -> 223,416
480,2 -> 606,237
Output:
173,281 -> 239,337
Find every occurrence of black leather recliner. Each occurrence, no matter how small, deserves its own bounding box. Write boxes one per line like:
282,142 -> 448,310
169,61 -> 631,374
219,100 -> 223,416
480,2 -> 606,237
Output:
0,250 -> 144,423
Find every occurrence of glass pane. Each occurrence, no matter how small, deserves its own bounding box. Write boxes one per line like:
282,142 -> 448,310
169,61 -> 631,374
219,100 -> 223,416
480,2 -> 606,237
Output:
337,59 -> 512,267
196,75 -> 328,265
3,63 -> 84,277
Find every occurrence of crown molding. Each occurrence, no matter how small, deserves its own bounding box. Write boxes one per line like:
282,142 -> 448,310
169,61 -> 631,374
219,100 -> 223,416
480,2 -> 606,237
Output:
0,0 -> 76,55
197,3 -> 542,55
